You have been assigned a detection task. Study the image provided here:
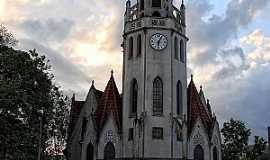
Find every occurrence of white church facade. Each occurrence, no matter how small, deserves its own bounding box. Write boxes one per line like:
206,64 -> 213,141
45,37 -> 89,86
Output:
65,0 -> 222,160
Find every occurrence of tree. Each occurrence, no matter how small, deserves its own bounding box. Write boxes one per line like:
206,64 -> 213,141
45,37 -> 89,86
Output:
0,45 -> 69,160
222,119 -> 267,160
0,24 -> 18,46
221,119 -> 251,160
246,136 -> 267,160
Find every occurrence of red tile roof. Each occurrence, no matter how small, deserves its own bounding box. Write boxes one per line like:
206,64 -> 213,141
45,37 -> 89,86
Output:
187,77 -> 213,136
95,73 -> 122,135
67,95 -> 84,140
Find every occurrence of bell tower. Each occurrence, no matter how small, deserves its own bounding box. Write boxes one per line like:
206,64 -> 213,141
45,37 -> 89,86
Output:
122,0 -> 188,159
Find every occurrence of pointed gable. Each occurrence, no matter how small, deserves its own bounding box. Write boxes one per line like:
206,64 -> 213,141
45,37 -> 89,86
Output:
199,86 -> 212,117
199,86 -> 207,108
95,72 -> 122,135
187,76 -> 212,136
85,81 -> 104,113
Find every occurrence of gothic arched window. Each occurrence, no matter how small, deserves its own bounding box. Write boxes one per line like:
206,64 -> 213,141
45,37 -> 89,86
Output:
213,146 -> 218,160
129,37 -> 133,59
87,143 -> 94,160
104,142 -> 115,160
180,40 -> 184,62
153,77 -> 163,116
175,37 -> 179,60
137,35 -> 142,57
194,145 -> 204,160
176,81 -> 183,115
81,118 -> 87,141
130,79 -> 138,116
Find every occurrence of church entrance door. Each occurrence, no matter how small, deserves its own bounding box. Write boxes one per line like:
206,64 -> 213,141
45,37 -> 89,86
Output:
194,144 -> 204,160
104,142 -> 115,159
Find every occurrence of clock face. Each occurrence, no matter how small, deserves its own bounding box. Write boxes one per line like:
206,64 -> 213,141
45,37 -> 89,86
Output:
150,33 -> 168,51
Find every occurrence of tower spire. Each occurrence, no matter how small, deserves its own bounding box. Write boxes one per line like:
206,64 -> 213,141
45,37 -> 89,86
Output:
111,70 -> 114,77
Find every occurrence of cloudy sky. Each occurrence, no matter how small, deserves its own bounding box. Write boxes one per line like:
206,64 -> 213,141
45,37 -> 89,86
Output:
1,0 -> 270,141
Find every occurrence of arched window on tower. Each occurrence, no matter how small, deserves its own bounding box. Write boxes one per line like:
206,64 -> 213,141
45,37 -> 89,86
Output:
152,0 -> 161,8
130,79 -> 138,116
129,37 -> 133,59
176,81 -> 183,115
137,34 -> 142,57
180,40 -> 184,62
140,0 -> 144,10
213,146 -> 219,160
87,143 -> 94,160
104,142 -> 115,160
174,37 -> 179,60
194,145 -> 204,160
153,77 -> 163,116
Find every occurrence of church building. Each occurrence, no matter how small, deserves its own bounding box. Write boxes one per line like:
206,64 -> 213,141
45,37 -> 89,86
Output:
65,0 -> 222,159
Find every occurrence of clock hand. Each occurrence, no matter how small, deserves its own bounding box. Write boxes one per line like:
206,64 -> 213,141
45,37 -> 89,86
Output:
157,36 -> 162,46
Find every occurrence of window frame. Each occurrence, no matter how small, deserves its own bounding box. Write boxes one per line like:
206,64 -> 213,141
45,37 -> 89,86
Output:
152,127 -> 163,140
152,77 -> 163,116
174,37 -> 179,60
128,37 -> 134,59
137,34 -> 142,57
180,40 -> 185,62
128,128 -> 134,141
152,0 -> 161,8
130,79 -> 138,117
176,81 -> 183,115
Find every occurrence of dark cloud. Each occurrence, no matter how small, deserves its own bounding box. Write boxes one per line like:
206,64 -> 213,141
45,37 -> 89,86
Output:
20,18 -> 74,43
208,64 -> 270,140
186,0 -> 269,66
4,0 -> 270,141
18,38 -> 91,92
212,47 -> 250,80
185,0 -> 270,140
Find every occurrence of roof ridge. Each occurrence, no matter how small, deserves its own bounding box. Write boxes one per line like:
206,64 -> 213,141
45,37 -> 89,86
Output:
95,73 -> 122,135
187,78 -> 213,137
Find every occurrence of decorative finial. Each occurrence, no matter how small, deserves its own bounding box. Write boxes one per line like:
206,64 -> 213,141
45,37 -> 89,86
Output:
207,99 -> 210,104
191,74 -> 193,80
181,0 -> 185,9
111,70 -> 114,76
126,0 -> 131,8
92,80 -> 95,86
200,85 -> 203,90
72,93 -> 75,102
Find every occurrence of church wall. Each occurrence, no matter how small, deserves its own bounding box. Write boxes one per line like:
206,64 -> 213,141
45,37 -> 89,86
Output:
142,28 -> 186,158
69,128 -> 82,160
84,88 -> 99,114
80,116 -> 97,160
123,20 -> 188,158
143,29 -> 173,158
97,114 -> 122,159
69,88 -> 99,160
210,121 -> 222,160
122,29 -> 146,158
171,32 -> 188,158
187,119 -> 210,160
